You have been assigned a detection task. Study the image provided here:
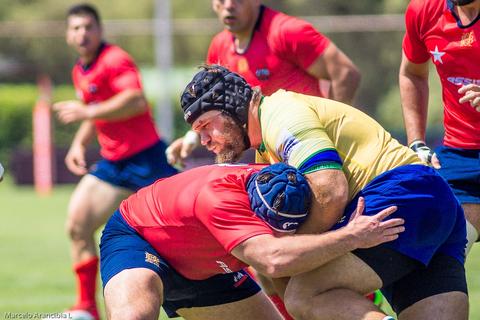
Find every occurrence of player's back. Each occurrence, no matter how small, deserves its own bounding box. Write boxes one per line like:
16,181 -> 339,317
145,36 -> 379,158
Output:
259,90 -> 423,200
119,164 -> 269,280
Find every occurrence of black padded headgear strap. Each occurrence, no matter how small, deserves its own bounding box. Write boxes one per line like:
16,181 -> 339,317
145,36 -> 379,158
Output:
181,65 -> 253,125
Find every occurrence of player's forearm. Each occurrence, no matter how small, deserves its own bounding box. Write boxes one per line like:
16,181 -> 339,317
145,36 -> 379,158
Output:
71,120 -> 96,148
329,66 -> 361,104
88,89 -> 149,121
251,229 -> 357,278
399,56 -> 430,144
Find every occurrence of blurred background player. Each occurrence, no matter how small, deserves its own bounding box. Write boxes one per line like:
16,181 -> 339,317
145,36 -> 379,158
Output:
166,0 -> 361,168
100,163 -> 403,320
399,0 -> 480,254
52,3 -> 177,319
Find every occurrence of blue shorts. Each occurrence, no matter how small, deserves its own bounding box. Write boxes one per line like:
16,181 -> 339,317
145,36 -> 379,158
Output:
332,164 -> 467,265
90,140 -> 178,191
435,146 -> 480,204
100,210 -> 261,318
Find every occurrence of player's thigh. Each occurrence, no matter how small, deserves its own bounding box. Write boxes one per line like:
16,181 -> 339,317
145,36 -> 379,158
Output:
177,291 -> 283,320
104,268 -> 164,320
67,174 -> 132,230
463,203 -> 480,233
398,291 -> 468,320
285,253 -> 382,300
391,253 -> 468,319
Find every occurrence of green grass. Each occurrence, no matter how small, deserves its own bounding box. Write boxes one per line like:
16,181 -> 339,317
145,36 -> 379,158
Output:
1,176 -> 479,319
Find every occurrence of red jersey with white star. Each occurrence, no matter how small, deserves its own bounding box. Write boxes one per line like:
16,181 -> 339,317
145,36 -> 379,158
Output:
207,6 -> 330,96
403,0 -> 480,148
119,164 -> 273,280
72,43 -> 159,160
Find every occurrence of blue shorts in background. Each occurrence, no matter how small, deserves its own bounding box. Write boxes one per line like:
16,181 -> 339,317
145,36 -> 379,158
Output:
435,145 -> 480,204
100,210 -> 260,318
89,140 -> 178,191
331,164 -> 467,265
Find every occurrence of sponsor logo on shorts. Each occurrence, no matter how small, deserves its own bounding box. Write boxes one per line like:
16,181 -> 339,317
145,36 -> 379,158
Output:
233,271 -> 248,287
145,252 -> 160,267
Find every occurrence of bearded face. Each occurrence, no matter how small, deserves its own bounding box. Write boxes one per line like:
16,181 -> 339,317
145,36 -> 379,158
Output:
215,116 -> 249,163
192,110 -> 249,163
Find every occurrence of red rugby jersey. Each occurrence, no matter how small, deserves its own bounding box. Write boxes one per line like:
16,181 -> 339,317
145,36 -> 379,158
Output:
72,43 -> 159,160
207,6 -> 330,96
403,0 -> 480,148
119,164 -> 273,280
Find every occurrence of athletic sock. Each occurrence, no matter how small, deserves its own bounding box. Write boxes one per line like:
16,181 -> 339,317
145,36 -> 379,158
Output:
269,294 -> 294,320
72,256 -> 99,319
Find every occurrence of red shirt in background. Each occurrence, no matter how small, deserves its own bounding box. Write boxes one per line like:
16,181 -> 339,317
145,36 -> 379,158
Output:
403,0 -> 480,149
207,6 -> 330,96
72,43 -> 160,160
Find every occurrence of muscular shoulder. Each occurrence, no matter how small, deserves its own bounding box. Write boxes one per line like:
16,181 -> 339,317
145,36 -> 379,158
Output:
406,0 -> 445,26
100,44 -> 136,68
207,30 -> 232,64
265,7 -> 316,38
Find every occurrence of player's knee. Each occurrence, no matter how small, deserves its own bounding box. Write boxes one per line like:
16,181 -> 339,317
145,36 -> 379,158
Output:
283,289 -> 312,320
65,213 -> 92,241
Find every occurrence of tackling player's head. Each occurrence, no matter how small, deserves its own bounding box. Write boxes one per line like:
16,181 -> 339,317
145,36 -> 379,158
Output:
181,65 -> 253,126
247,163 -> 312,233
181,65 -> 254,163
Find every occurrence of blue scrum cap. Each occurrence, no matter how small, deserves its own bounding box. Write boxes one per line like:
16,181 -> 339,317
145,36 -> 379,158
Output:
180,65 -> 252,125
247,163 -> 312,233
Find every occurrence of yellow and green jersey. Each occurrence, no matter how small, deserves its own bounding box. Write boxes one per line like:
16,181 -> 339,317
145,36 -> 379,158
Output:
256,90 -> 423,200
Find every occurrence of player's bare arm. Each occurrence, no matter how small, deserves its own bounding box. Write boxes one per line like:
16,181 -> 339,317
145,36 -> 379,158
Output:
399,53 -> 430,144
306,43 -> 361,105
232,201 -> 402,278
399,53 -> 441,167
64,120 -> 96,175
296,169 -> 349,234
53,88 -> 148,124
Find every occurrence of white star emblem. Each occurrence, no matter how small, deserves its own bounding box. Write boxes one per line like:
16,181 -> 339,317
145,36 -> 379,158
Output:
430,46 -> 445,64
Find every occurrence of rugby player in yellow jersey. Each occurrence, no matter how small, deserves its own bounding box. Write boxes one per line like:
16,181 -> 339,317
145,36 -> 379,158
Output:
179,65 -> 469,320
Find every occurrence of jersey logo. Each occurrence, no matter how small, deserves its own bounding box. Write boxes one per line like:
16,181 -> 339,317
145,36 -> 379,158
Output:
216,260 -> 233,273
430,46 -> 445,64
276,129 -> 299,163
255,68 -> 270,81
447,76 -> 480,86
145,252 -> 160,267
461,31 -> 475,47
88,83 -> 98,94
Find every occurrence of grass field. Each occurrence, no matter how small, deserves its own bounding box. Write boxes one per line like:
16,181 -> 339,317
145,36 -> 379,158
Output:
1,175 -> 479,319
